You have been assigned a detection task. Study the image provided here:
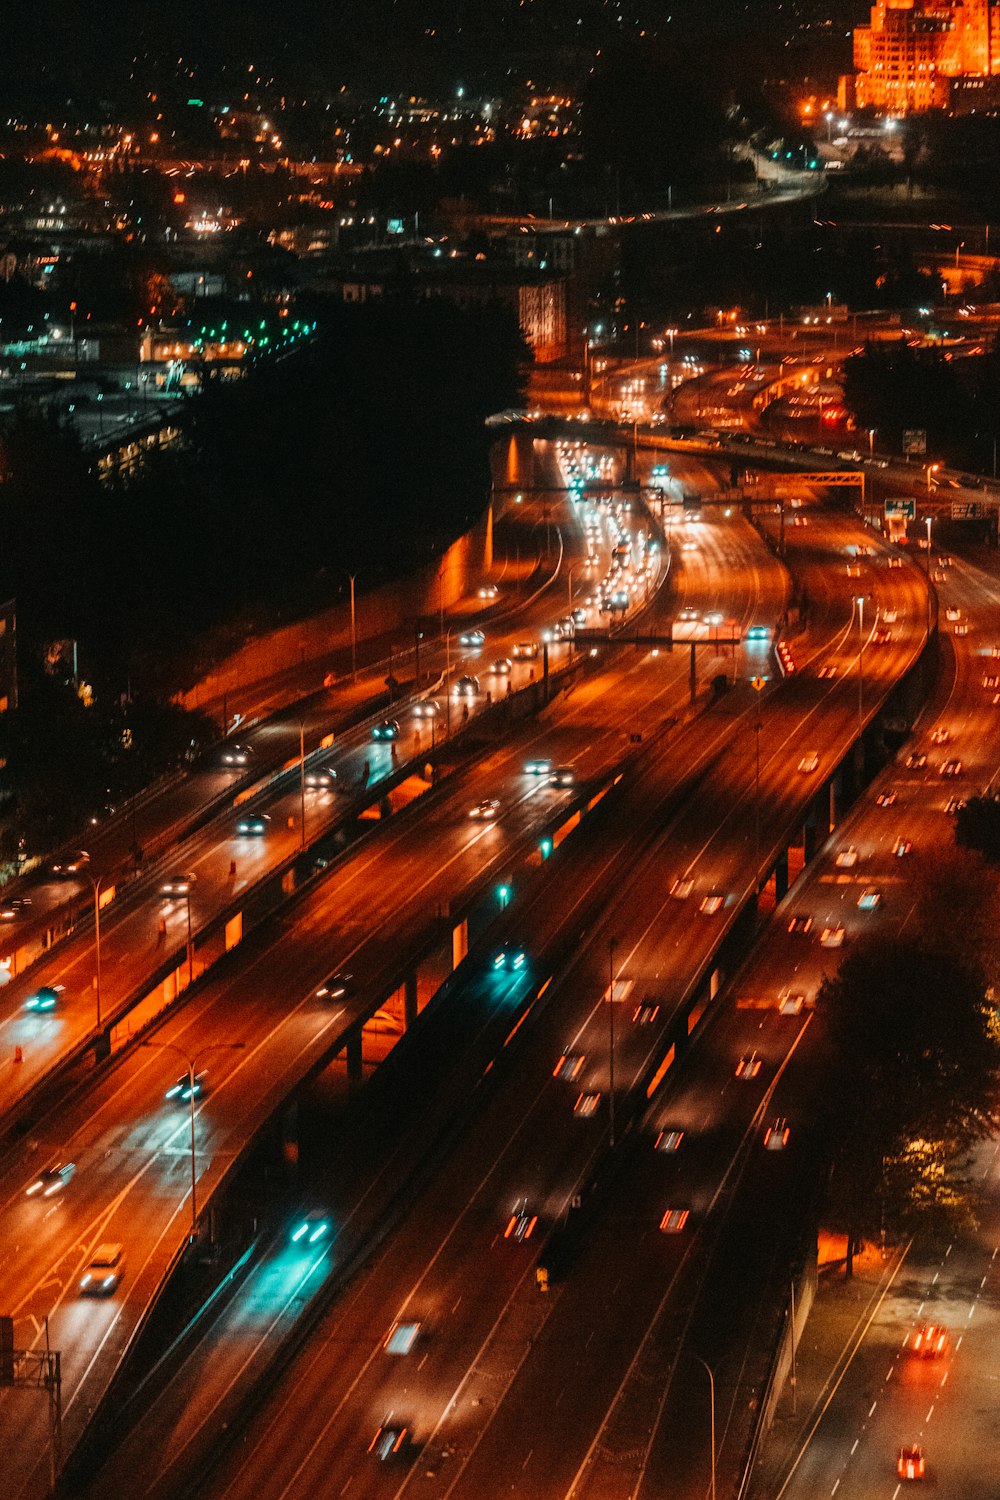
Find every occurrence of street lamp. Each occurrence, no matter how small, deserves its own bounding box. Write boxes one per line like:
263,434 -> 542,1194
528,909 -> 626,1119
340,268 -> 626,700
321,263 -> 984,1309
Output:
924,514 -> 933,636
86,867 -> 105,1029
750,675 -> 767,891
142,1040 -> 245,1239
926,462 -> 940,492
853,595 -> 866,746
608,937 -> 617,1148
299,721 -> 307,852
692,1354 -> 717,1500
345,572 -> 359,681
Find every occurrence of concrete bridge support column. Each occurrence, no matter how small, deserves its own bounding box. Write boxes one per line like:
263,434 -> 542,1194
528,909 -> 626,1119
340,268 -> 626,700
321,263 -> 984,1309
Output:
452,919 -> 468,971
282,1099 -> 299,1168
346,1032 -> 363,1086
774,849 -> 789,903
404,972 -> 419,1029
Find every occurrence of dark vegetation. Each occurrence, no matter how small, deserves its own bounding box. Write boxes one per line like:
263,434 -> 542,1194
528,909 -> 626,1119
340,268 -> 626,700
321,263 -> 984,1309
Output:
821,852 -> 1000,1269
0,298 -> 524,856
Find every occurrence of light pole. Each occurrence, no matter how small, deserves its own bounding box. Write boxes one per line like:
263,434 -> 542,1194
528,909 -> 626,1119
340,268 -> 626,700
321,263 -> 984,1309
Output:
693,1354 -> 717,1500
184,886 -> 194,986
142,1040 -> 245,1240
445,629 -> 452,739
347,573 -> 358,680
299,721 -> 307,851
926,462 -> 940,492
924,515 -> 933,637
751,676 -> 767,890
854,595 -> 866,746
87,869 -> 105,1029
608,937 -> 617,1149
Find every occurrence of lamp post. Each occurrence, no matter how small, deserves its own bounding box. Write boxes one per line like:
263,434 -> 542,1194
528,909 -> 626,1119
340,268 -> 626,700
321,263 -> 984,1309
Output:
299,721 -> 307,851
924,515 -> 933,637
693,1354 -> 717,1500
445,630 -> 453,739
854,595 -> 866,746
347,572 -> 358,681
608,937 -> 617,1149
142,1040 -> 245,1240
87,869 -> 105,1030
751,675 -> 767,891
926,462 -> 940,492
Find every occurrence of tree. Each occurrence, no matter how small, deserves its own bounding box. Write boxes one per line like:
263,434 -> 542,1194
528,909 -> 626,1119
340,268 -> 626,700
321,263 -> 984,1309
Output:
820,933 -> 1000,1273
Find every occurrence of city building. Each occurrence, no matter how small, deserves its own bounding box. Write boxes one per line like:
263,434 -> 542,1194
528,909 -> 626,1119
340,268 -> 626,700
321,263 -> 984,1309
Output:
850,0 -> 1000,113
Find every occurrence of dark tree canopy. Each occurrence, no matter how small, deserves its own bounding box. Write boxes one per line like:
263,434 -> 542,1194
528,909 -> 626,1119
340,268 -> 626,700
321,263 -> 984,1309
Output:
820,929 -> 1000,1261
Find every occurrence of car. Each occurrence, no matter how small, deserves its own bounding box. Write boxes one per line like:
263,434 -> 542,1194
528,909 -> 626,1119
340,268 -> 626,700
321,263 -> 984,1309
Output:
945,607 -> 962,622
857,888 -> 882,911
554,1052 -> 586,1081
846,563 -> 862,578
412,699 -> 440,720
932,568 -> 947,583
453,675 -> 480,697
315,971 -> 354,1001
478,584 -> 499,600
633,1000 -> 660,1024
290,1211 -> 330,1246
659,1208 -> 690,1233
371,719 -> 400,741
905,752 -> 927,770
930,727 -> 950,744
699,894 -> 725,915
735,1053 -> 763,1080
512,641 -> 539,660
24,985 -> 62,1013
655,1128 -> 684,1153
459,628 -> 485,648
524,757 -> 553,776
876,790 -> 898,807
798,753 -> 820,775
165,1070 -> 207,1103
818,664 -> 838,680
764,1118 -> 790,1151
939,758 -> 962,778
384,1320 -> 422,1354
548,766 -> 575,788
911,1324 -> 947,1357
220,743 -> 253,766
572,607 -> 587,625
897,1445 -> 925,1481
79,1243 -> 124,1295
873,628 -> 892,646
945,796 -> 967,815
937,554 -> 953,567
490,657 -> 513,676
369,1422 -> 408,1462
305,767 -> 337,790
983,676 -> 1000,690
678,607 -> 699,622
235,812 -> 270,835
820,924 -> 846,947
787,913 -> 813,936
573,1091 -> 602,1117
504,1198 -> 538,1240
954,622 -> 969,636
0,896 -> 31,921
893,838 -> 913,856
51,849 -> 90,877
469,798 -> 501,821
779,991 -> 806,1016
835,847 -> 859,869
882,608 -> 898,624
26,1162 -> 76,1198
887,555 -> 904,568
670,877 -> 694,900
160,872 -> 196,897
493,944 -> 526,972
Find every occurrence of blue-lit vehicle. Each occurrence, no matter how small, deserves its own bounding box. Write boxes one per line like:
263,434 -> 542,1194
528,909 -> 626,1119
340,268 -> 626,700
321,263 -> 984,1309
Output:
493,944 -> 527,972
291,1212 -> 330,1246
371,719 -> 400,742
235,811 -> 270,835
165,1070 -> 207,1103
24,985 -> 62,1013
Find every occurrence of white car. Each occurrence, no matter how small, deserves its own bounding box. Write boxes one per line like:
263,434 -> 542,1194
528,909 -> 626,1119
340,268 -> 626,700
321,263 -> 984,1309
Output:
699,894 -> 725,915
835,847 -> 859,869
670,878 -> 694,900
798,752 -> 820,774
945,607 -> 962,622
469,799 -> 501,821
820,924 -> 846,948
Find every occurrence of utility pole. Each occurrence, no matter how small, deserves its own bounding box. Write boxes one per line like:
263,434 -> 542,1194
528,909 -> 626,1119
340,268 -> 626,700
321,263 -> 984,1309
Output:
608,937 -> 617,1148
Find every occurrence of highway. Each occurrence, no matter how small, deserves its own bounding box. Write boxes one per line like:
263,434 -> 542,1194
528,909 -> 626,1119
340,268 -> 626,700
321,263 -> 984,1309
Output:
100,504 -> 932,1500
0,443 -> 639,1128
1,481 -> 778,1496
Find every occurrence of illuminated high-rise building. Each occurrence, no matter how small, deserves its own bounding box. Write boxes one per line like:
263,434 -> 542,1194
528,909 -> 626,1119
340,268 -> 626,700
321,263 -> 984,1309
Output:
851,0 -> 1000,111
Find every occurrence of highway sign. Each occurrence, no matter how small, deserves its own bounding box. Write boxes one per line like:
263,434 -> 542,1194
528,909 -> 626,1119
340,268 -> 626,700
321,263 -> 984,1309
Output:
952,501 -> 986,520
885,497 -> 916,520
903,429 -> 927,455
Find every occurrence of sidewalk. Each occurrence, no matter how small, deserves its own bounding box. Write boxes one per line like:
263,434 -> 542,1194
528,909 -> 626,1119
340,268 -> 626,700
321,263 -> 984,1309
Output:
749,1233 -> 910,1500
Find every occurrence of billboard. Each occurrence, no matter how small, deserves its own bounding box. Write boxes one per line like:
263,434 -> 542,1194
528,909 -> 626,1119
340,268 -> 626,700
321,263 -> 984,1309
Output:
903,429 -> 927,455
884,497 -> 916,521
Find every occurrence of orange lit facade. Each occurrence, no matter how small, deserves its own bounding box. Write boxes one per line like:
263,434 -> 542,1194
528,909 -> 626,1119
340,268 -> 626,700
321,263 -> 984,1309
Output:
853,0 -> 1000,111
